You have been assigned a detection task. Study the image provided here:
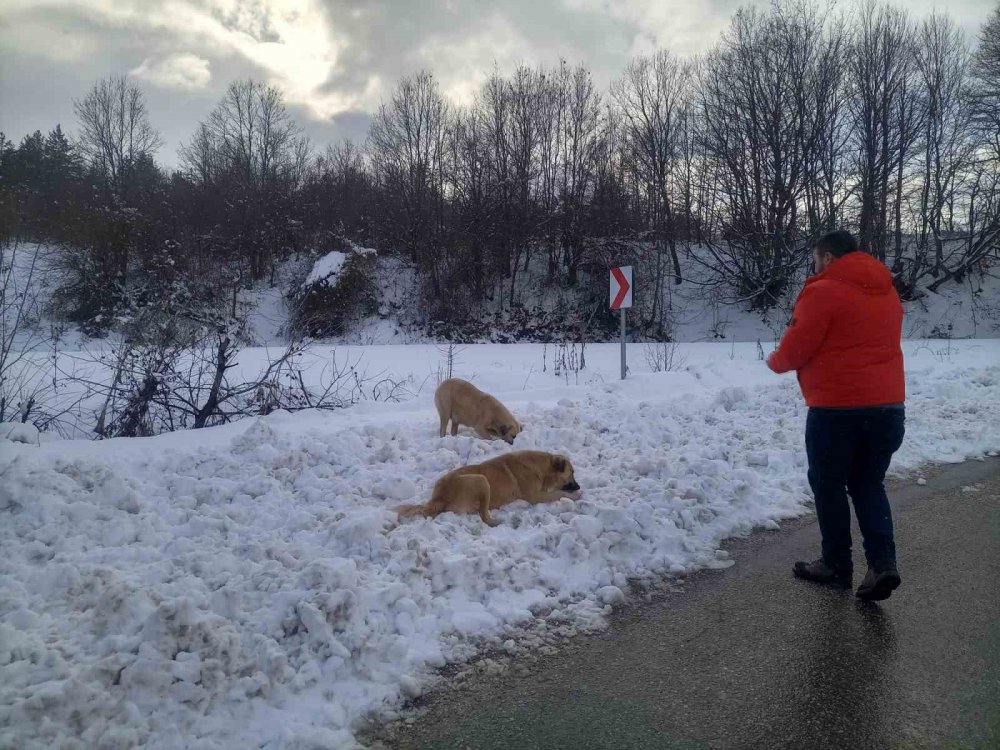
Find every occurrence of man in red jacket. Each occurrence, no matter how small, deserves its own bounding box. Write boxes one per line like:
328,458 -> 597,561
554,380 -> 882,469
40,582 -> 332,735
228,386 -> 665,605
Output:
768,230 -> 905,602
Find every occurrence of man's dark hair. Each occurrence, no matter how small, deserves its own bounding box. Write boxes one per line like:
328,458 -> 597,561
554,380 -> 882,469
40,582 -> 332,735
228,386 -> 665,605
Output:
813,230 -> 859,258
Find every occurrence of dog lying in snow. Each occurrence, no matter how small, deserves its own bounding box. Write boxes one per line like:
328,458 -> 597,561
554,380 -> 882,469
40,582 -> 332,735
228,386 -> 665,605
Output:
394,450 -> 582,527
434,378 -> 522,444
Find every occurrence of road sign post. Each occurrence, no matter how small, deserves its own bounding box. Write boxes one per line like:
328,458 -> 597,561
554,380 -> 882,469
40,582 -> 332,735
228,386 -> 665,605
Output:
620,307 -> 626,380
609,266 -> 632,380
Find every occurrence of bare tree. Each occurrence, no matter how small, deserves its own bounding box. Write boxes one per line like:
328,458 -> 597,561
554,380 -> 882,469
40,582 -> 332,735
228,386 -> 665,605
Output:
193,80 -> 304,190
447,105 -> 496,300
848,2 -> 924,262
68,75 -> 164,299
921,5 -> 1000,293
914,14 -> 975,279
613,49 -> 687,316
504,66 -> 544,304
179,122 -> 220,186
534,63 -> 566,284
180,80 -> 308,279
970,3 -> 1000,149
0,239 -> 48,423
697,2 -> 836,308
558,64 -> 603,285
588,102 -> 632,240
368,71 -> 450,294
674,75 -> 708,243
802,17 -> 852,233
471,66 -> 550,307
478,71 -> 516,303
74,75 -> 162,190
306,139 -> 372,239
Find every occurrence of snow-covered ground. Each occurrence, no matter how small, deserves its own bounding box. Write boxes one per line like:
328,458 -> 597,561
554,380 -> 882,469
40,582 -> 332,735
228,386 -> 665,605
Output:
2,340 -> 999,749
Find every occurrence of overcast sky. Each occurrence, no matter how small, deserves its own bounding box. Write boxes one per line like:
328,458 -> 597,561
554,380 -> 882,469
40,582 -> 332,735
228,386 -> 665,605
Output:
0,0 -> 993,168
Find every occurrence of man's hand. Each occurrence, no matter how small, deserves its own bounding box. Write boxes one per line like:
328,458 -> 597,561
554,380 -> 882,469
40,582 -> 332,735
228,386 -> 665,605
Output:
768,283 -> 834,374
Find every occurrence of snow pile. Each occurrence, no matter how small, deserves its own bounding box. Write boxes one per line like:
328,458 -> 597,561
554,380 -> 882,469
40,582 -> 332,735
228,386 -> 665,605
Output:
303,251 -> 347,288
0,422 -> 40,445
303,246 -> 378,291
1,343 -> 999,749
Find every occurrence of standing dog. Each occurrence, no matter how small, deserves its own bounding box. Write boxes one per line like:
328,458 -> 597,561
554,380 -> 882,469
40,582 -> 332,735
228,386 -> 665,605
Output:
394,450 -> 582,526
434,378 -> 522,444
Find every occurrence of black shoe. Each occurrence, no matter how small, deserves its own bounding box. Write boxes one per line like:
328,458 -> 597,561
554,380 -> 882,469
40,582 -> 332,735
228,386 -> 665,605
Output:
856,567 -> 901,602
793,559 -> 853,589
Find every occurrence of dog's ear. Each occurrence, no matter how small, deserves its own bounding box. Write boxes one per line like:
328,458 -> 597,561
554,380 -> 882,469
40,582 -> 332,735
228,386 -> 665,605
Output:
552,456 -> 567,473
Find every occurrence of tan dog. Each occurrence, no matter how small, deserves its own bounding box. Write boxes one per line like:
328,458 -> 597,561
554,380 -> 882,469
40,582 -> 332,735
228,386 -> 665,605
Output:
394,450 -> 582,526
434,378 -> 522,444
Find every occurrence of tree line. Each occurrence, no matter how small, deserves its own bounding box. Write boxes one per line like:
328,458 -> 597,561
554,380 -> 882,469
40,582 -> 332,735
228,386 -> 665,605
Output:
1,0 -> 999,342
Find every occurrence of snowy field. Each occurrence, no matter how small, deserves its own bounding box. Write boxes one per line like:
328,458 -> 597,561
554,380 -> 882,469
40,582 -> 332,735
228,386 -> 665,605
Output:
2,340 -> 1000,749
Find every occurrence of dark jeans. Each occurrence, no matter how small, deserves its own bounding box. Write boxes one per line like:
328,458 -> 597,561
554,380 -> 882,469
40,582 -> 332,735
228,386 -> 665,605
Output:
805,406 -> 906,573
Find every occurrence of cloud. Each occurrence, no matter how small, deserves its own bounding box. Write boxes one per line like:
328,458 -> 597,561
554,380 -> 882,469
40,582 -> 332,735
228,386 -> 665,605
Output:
2,0 -> 346,113
131,53 -> 212,91
563,0 -> 737,57
311,0 -> 639,112
0,0 -> 995,167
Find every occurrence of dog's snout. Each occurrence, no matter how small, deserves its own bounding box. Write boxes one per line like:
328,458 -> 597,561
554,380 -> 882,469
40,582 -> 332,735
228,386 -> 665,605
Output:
562,480 -> 580,492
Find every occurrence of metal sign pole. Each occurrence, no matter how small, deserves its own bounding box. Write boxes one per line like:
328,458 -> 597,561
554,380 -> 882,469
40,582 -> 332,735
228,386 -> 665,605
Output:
620,307 -> 626,380
610,264 -> 631,380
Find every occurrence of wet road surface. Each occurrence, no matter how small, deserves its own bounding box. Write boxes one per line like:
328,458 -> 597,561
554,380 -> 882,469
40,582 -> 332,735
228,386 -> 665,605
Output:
372,458 -> 1000,750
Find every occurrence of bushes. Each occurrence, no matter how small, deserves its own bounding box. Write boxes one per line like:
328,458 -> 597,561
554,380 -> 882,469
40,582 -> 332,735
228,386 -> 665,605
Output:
54,251 -> 121,336
291,247 -> 378,338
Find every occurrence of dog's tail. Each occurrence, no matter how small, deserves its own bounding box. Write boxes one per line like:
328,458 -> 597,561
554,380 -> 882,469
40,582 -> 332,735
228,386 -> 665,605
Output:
392,501 -> 430,519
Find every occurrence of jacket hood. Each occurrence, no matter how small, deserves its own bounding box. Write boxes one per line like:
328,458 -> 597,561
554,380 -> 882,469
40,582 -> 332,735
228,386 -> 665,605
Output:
807,251 -> 894,295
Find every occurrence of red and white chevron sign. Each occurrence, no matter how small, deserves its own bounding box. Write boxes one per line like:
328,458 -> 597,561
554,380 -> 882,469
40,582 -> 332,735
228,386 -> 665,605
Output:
609,266 -> 633,309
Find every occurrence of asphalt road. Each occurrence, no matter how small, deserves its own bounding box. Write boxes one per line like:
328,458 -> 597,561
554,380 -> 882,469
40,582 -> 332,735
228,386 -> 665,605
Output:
371,458 -> 1000,750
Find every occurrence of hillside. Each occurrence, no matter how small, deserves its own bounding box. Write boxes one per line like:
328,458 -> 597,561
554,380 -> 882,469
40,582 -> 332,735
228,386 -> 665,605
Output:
244,242 -> 1000,346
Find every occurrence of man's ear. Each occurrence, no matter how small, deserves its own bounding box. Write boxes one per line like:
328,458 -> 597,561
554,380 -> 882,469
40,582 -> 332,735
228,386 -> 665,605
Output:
552,456 -> 566,473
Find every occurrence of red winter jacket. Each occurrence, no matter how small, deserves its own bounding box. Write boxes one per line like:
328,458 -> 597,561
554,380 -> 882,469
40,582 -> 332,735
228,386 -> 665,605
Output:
767,252 -> 905,407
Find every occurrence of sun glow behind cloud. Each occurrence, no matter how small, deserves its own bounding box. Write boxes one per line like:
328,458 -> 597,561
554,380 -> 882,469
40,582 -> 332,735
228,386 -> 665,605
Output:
3,0 -> 364,115
0,0 -> 993,161
131,53 -> 212,90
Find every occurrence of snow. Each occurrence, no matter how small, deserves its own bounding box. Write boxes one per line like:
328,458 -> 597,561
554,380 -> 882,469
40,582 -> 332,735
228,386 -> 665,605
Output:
304,251 -> 347,288
242,284 -> 290,346
10,241 -> 999,352
3,243 -> 93,350
2,340 -> 999,749
0,422 -> 40,445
